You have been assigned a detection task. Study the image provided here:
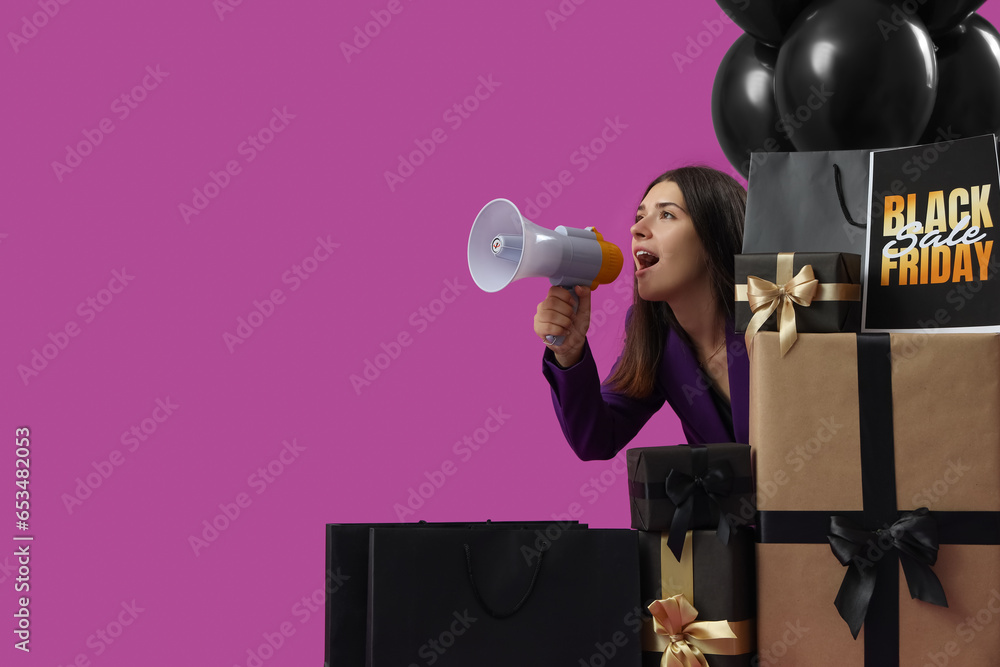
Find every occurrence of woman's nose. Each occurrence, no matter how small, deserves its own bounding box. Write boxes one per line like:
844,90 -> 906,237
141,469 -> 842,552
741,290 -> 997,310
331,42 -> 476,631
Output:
631,216 -> 649,238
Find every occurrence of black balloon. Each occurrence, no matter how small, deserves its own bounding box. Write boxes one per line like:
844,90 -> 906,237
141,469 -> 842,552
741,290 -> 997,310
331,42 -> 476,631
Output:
920,14 -> 1000,144
918,0 -> 986,36
712,34 -> 795,177
775,0 -> 938,151
714,0 -> 812,47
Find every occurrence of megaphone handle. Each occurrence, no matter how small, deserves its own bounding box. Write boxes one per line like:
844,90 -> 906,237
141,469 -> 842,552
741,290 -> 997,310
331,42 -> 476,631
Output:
544,286 -> 579,347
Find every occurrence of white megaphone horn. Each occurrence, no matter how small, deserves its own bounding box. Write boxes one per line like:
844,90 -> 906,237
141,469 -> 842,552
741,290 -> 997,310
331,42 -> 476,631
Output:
467,198 -> 624,346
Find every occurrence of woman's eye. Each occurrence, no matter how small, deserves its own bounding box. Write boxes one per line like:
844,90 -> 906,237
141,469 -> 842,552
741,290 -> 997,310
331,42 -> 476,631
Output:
659,210 -> 674,219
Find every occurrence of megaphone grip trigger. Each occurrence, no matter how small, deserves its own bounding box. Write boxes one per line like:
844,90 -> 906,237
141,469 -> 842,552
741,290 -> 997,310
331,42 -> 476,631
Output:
544,286 -> 579,347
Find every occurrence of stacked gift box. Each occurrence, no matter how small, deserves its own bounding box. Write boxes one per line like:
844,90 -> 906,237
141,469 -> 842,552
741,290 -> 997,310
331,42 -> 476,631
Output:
736,134 -> 1000,665
627,445 -> 758,666
620,262 -> 1000,665
620,134 -> 1000,666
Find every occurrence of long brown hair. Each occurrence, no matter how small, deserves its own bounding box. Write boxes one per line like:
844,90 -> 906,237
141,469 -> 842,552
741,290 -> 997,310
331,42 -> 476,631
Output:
605,166 -> 746,398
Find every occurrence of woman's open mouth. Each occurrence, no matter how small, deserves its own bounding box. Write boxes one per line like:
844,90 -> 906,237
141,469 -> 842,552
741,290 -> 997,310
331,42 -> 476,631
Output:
635,249 -> 660,272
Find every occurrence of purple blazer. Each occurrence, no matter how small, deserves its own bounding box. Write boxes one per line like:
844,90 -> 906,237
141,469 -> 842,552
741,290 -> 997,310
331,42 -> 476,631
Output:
541,318 -> 750,460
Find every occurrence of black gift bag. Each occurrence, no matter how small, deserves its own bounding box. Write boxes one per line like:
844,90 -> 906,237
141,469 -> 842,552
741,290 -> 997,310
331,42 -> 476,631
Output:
324,521 -> 586,667
743,149 -> 871,258
366,526 -> 640,667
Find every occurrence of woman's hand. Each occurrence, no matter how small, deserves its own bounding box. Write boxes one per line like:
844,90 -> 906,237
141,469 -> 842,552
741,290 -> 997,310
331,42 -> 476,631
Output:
534,285 -> 591,368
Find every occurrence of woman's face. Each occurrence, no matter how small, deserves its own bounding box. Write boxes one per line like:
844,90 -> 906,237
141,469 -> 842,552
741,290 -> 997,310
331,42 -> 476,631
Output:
631,180 -> 709,302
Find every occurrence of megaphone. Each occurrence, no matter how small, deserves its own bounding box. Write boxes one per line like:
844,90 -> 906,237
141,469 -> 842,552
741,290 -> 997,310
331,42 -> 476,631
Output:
468,198 -> 624,345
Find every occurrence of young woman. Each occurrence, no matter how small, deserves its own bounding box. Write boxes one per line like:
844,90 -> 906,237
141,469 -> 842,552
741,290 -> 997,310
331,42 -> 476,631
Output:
535,166 -> 748,460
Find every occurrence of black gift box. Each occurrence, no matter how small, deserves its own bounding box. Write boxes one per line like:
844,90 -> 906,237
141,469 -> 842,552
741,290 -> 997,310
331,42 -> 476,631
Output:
627,445 -> 753,559
324,521 -> 585,667
638,529 -> 757,667
735,252 -> 861,341
366,526 -> 639,667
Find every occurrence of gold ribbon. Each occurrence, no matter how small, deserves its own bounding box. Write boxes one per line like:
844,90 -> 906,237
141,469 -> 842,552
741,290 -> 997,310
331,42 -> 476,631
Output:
641,532 -> 755,660
736,252 -> 861,356
648,595 -> 737,667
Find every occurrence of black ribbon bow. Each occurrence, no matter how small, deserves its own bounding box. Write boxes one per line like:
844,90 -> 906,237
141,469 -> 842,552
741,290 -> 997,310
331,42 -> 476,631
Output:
664,460 -> 735,560
827,508 -> 948,638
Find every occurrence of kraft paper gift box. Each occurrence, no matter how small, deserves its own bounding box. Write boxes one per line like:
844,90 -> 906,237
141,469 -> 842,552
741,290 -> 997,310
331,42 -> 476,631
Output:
751,331 -> 1000,666
627,445 -> 753,559
638,529 -> 757,667
735,252 -> 861,356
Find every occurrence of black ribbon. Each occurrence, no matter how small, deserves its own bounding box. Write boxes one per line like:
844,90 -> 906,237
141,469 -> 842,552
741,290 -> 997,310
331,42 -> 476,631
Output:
760,510 -> 1000,546
664,450 -> 735,560
828,509 -> 948,639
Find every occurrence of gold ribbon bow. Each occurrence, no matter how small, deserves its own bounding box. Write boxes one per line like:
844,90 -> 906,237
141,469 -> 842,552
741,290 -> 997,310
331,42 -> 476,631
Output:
745,262 -> 818,357
648,595 -> 737,667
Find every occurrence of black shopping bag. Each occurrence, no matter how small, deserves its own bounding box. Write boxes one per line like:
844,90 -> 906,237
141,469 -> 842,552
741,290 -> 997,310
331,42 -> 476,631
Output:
366,526 -> 640,667
743,149 -> 871,258
324,521 -> 585,667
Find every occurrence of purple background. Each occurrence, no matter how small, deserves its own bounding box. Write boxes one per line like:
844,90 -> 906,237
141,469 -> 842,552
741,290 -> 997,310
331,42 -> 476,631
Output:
4,0 -> 996,664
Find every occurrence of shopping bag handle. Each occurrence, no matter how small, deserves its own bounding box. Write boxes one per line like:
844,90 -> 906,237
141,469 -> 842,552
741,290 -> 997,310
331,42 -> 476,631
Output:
833,163 -> 866,229
463,542 -> 544,619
